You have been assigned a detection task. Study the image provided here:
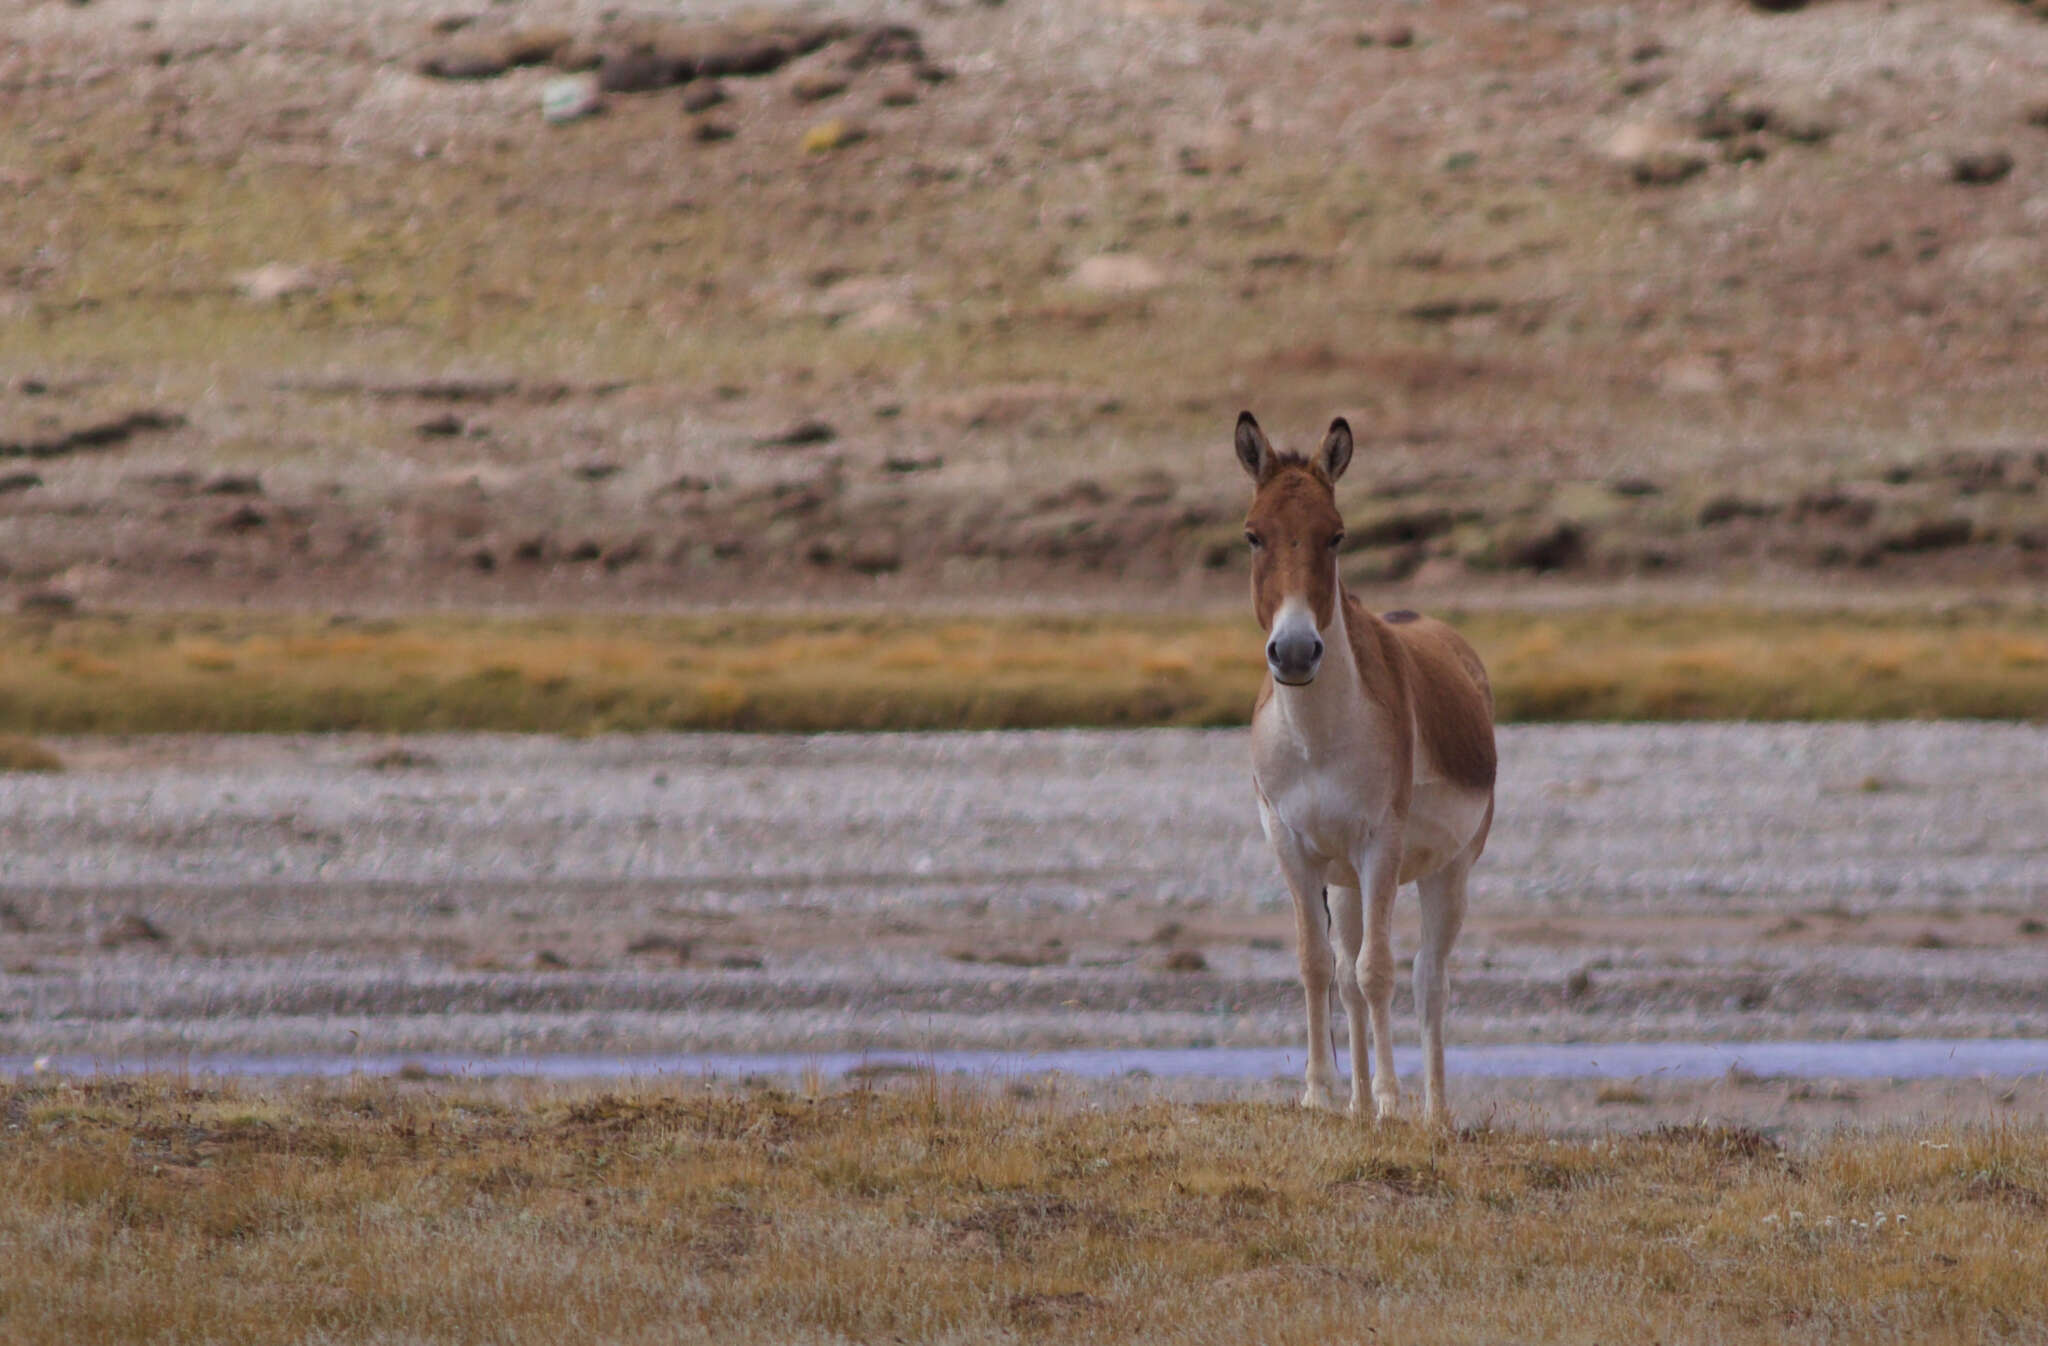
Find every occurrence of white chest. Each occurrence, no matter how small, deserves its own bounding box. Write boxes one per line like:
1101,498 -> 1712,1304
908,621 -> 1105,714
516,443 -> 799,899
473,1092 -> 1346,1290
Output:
1252,698 -> 1404,865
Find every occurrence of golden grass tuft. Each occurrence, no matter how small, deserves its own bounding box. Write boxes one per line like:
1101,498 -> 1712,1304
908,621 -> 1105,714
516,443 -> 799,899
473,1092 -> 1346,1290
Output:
0,734 -> 64,772
0,1077 -> 2042,1345
0,605 -> 2040,735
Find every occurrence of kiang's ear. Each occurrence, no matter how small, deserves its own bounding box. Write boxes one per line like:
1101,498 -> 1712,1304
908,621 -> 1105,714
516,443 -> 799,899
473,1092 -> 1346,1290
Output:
1234,411 -> 1272,480
1320,417 -> 1354,483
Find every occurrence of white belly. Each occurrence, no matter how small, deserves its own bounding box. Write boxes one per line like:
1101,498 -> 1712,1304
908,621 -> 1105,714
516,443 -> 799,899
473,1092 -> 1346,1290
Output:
1263,770 -> 1487,888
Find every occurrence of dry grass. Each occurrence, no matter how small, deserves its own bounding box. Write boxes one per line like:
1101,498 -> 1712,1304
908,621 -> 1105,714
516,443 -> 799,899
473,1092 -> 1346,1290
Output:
2,1076 -> 2043,1345
0,734 -> 64,772
2,607 -> 2044,734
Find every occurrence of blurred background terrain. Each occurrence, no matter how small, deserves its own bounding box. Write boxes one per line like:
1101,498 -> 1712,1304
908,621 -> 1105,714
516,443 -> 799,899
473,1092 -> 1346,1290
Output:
3,0 -> 2045,612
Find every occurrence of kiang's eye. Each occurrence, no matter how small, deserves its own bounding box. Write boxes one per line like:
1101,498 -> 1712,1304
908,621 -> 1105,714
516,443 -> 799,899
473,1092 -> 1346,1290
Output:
1329,531 -> 1345,550
1244,530 -> 1263,549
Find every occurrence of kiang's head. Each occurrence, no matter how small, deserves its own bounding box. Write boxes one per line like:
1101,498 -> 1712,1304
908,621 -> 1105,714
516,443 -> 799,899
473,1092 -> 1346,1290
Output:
1235,411 -> 1353,687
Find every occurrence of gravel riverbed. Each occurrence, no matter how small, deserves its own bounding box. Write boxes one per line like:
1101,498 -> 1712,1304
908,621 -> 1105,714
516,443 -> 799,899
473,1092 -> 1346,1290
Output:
3,724 -> 2043,1069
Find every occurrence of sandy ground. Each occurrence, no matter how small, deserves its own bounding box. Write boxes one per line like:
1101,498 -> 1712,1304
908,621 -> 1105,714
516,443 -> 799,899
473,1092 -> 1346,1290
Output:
3,723 -> 2044,1126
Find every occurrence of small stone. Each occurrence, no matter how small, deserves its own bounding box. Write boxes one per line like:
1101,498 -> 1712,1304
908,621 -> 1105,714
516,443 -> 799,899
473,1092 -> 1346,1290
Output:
98,913 -> 166,948
1069,253 -> 1166,294
2027,103 -> 2048,129
680,80 -> 728,113
213,504 -> 267,533
699,37 -> 792,78
1882,517 -> 1973,552
842,24 -> 924,69
801,118 -> 868,152
791,72 -> 849,102
1698,496 -> 1775,526
693,120 -> 737,143
570,461 -> 620,482
1768,105 -> 1835,144
1605,119 -> 1710,186
1618,66 -> 1670,98
755,418 -> 836,448
1380,23 -> 1416,47
597,45 -> 681,94
1505,522 -> 1588,572
541,74 -> 603,125
1630,148 -> 1708,186
417,413 -> 465,437
1749,0 -> 1807,10
1694,93 -> 1771,141
626,933 -> 693,962
878,78 -> 919,107
1608,118 -> 1685,159
522,949 -> 571,971
364,746 -> 438,771
501,26 -> 573,67
845,535 -> 902,574
1951,150 -> 2014,185
0,472 -> 42,493
234,262 -> 325,302
417,38 -> 511,80
200,473 -> 262,496
1723,137 -> 1769,165
1161,949 -> 1208,972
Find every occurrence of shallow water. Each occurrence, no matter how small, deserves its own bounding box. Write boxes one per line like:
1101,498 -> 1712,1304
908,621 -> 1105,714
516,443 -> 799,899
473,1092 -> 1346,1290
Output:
8,1039 -> 2048,1084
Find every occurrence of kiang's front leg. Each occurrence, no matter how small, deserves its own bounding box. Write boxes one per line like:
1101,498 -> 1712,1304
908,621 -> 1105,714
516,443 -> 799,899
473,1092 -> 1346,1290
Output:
1263,806 -> 1340,1111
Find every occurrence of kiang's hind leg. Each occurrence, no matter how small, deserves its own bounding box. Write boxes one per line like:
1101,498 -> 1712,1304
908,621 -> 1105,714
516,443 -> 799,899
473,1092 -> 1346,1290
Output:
1413,847 -> 1474,1127
1358,844 -> 1402,1121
